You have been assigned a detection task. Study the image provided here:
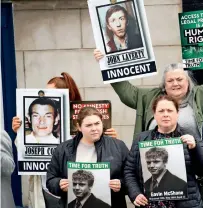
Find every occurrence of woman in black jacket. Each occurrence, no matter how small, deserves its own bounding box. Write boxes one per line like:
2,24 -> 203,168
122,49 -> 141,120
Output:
124,95 -> 203,208
46,106 -> 129,208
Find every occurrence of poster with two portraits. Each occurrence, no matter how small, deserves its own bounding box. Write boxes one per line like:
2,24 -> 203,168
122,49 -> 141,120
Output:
88,0 -> 157,84
16,89 -> 69,175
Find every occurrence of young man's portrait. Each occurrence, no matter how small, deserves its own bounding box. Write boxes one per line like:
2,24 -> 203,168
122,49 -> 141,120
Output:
24,97 -> 61,144
144,147 -> 187,194
68,170 -> 110,208
97,1 -> 143,54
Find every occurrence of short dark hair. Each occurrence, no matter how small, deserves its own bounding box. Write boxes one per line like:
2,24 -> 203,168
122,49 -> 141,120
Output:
72,170 -> 94,187
28,98 -> 58,119
145,147 -> 168,164
152,95 -> 179,113
105,5 -> 128,39
38,90 -> 45,97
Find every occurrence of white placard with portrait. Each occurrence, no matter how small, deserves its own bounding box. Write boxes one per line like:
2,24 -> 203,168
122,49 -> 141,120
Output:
67,162 -> 111,208
88,0 -> 157,84
16,89 -> 69,175
139,138 -> 188,201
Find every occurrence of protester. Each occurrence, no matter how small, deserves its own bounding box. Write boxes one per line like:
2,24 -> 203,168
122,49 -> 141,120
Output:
124,95 -> 203,208
46,107 -> 129,208
1,130 -> 16,208
12,72 -> 81,134
12,72 -> 118,208
12,73 -> 118,138
94,50 -> 203,140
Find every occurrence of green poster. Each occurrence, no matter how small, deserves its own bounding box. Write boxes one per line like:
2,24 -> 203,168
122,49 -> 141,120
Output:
67,162 -> 110,170
179,10 -> 203,70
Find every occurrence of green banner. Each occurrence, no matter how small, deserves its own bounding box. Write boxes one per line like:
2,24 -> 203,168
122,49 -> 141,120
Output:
67,162 -> 110,169
179,10 -> 203,70
139,137 -> 182,148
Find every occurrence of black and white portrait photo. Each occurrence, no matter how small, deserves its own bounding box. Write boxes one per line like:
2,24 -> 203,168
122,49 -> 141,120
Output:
139,139 -> 188,200
96,0 -> 143,54
24,96 -> 62,145
144,147 -> 187,194
68,170 -> 110,208
68,162 -> 111,208
88,0 -> 157,83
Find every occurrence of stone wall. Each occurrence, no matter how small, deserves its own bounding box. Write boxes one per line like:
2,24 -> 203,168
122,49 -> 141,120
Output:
13,0 -> 182,206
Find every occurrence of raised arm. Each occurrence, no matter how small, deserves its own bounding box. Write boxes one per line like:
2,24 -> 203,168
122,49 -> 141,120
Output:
111,81 -> 151,110
93,49 -> 151,110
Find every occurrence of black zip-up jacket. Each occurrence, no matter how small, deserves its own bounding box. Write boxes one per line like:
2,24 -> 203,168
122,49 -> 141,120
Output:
46,132 -> 129,208
124,125 -> 203,208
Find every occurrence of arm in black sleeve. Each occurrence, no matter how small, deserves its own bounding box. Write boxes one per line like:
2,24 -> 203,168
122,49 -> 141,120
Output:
119,141 -> 130,193
189,138 -> 203,176
46,146 -> 64,197
124,139 -> 143,203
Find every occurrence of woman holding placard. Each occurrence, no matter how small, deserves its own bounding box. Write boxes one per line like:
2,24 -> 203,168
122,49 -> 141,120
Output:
124,95 -> 203,208
94,50 -> 203,141
46,107 -> 129,208
12,72 -> 118,208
